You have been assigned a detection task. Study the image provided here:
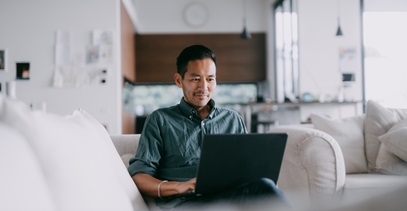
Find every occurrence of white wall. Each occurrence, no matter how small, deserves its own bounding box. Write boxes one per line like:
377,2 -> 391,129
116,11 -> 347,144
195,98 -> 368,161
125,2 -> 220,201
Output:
365,0 -> 407,11
298,0 -> 362,102
0,0 -> 123,134
132,0 -> 269,34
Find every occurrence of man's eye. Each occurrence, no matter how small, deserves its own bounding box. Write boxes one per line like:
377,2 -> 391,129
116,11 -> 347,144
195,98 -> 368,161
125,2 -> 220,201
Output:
192,78 -> 199,81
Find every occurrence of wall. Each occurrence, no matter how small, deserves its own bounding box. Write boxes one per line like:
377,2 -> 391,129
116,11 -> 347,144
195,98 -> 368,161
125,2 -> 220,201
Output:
298,0 -> 362,103
0,0 -> 123,134
365,0 -> 407,11
132,0 -> 269,34
297,0 -> 363,120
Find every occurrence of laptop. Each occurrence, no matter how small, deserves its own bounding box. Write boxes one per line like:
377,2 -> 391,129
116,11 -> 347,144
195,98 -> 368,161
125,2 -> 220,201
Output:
180,133 -> 288,196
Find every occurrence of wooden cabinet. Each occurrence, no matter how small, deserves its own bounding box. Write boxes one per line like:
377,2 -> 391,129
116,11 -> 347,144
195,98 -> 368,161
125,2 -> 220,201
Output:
135,33 -> 266,83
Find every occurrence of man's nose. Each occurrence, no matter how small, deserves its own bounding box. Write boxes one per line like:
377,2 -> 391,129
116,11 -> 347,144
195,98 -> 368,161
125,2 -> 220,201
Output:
198,79 -> 207,88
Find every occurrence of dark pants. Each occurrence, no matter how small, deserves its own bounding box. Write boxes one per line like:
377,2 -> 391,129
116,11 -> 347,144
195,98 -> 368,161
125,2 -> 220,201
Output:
173,178 -> 289,210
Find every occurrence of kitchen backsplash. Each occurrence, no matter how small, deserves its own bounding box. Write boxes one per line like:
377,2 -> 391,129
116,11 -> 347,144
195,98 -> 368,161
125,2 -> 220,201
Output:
123,83 -> 257,116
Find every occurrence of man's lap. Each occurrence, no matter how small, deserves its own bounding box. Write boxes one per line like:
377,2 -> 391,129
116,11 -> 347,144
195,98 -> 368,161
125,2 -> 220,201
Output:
171,178 -> 288,210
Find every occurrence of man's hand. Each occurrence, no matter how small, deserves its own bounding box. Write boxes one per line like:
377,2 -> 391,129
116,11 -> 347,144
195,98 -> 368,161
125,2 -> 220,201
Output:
132,173 -> 196,198
176,178 -> 196,194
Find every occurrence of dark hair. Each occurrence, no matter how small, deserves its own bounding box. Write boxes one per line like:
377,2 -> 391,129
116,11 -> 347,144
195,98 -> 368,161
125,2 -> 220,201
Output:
176,45 -> 216,78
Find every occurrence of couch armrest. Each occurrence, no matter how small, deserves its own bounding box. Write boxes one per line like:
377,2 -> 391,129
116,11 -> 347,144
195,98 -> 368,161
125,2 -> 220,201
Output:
269,125 -> 346,201
110,134 -> 140,168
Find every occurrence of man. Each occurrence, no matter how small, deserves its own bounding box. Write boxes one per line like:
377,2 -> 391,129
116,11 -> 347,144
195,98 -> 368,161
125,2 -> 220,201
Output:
128,45 -> 285,210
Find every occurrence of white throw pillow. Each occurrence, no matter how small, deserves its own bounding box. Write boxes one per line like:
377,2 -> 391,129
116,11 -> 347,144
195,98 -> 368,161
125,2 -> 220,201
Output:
0,97 -> 141,211
379,119 -> 407,162
0,122 -> 56,211
364,100 -> 407,172
375,145 -> 407,176
311,114 -> 368,173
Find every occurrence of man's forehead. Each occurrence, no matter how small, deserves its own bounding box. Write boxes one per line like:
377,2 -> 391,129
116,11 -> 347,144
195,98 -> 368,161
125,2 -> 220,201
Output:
186,72 -> 216,77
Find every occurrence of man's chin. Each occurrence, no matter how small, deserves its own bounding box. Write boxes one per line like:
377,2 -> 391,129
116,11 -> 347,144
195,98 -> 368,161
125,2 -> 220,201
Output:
193,99 -> 209,107
194,95 -> 209,101
196,102 -> 209,107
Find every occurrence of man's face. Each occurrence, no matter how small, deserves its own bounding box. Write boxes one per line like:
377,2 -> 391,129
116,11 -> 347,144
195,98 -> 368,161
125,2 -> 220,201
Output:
175,58 -> 216,109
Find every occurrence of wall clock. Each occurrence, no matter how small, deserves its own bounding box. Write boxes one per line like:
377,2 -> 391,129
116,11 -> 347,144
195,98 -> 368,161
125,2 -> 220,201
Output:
183,2 -> 209,27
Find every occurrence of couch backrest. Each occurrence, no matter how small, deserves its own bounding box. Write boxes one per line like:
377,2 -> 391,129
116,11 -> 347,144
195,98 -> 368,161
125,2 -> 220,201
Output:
111,134 -> 141,168
0,122 -> 56,211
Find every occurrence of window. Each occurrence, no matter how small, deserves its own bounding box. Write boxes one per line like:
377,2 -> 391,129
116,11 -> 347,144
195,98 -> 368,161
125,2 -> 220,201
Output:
363,12 -> 407,108
273,0 -> 299,103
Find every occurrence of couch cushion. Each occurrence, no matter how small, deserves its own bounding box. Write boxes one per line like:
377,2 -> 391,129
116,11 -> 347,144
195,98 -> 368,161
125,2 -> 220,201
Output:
379,119 -> 407,162
0,122 -> 56,211
364,100 -> 407,172
345,173 -> 407,189
375,145 -> 407,175
0,96 -> 147,211
375,119 -> 407,175
111,134 -> 140,168
343,174 -> 407,203
311,114 -> 367,173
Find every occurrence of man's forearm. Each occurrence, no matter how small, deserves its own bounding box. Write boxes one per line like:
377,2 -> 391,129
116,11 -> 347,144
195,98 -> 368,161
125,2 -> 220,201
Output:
132,173 -> 196,198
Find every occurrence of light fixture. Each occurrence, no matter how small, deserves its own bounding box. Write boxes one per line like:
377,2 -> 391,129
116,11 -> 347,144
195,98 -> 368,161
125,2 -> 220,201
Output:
240,0 -> 251,40
336,0 -> 343,36
336,23 -> 343,36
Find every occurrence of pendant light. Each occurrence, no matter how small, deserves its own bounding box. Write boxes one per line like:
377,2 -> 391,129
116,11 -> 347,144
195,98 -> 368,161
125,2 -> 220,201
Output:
336,0 -> 343,36
240,0 -> 251,40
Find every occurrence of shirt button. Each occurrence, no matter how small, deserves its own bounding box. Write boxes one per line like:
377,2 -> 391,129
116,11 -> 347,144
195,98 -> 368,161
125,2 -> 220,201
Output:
189,116 -> 192,119
201,122 -> 205,126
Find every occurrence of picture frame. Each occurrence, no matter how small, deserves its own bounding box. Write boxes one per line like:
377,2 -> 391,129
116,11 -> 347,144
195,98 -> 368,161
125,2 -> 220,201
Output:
0,49 -> 7,71
16,62 -> 30,80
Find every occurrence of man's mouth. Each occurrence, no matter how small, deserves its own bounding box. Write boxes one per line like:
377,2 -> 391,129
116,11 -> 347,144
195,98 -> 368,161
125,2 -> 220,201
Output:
194,93 -> 208,98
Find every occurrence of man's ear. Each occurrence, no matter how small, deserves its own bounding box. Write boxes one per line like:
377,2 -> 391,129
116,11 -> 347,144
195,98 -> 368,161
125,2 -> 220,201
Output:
174,73 -> 182,88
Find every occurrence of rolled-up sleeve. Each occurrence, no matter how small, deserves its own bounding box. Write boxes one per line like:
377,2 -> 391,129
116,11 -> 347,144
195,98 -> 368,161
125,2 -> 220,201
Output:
128,113 -> 163,177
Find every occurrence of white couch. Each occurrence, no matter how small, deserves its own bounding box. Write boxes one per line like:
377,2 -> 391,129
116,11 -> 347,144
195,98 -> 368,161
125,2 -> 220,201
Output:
2,93 -> 407,211
268,100 -> 407,207
111,131 -> 407,210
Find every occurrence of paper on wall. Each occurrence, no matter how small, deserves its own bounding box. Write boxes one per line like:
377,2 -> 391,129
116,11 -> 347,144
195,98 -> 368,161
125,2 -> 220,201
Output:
339,47 -> 357,72
55,44 -> 71,65
52,66 -> 89,88
55,31 -> 72,65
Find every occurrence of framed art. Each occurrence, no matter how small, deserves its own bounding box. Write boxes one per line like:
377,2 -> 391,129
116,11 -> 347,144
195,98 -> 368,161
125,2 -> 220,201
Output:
0,49 -> 6,71
16,62 -> 30,80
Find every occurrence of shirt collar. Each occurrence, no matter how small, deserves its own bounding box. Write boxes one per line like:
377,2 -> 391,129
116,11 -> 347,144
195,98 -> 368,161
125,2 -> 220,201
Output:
179,98 -> 216,120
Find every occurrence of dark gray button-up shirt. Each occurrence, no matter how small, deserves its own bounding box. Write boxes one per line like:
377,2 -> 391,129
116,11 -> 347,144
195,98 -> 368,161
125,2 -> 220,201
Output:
128,98 -> 247,181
